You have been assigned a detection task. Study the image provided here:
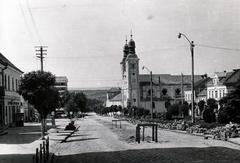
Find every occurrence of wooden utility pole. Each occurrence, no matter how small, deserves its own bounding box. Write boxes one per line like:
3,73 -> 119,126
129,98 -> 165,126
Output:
181,73 -> 184,104
35,46 -> 47,139
35,46 -> 47,72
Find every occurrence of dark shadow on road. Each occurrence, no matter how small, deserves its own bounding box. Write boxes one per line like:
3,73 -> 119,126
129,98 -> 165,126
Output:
62,138 -> 99,143
1,147 -> 240,163
54,147 -> 240,163
0,154 -> 33,163
0,126 -> 43,144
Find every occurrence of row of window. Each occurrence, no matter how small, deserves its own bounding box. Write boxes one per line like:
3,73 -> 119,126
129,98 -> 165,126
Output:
208,89 -> 225,99
4,74 -> 19,92
185,93 -> 192,101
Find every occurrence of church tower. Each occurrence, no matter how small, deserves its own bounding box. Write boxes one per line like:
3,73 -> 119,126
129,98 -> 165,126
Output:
121,32 -> 140,108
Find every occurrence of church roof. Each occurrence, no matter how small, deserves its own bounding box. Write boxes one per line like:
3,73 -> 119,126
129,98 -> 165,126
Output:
139,74 -> 203,85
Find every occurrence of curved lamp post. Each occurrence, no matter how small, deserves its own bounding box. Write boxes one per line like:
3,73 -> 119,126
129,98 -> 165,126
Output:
178,33 -> 195,123
142,66 -> 153,119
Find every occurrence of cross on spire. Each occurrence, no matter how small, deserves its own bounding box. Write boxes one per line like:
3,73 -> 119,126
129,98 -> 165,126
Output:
125,35 -> 127,44
130,30 -> 133,39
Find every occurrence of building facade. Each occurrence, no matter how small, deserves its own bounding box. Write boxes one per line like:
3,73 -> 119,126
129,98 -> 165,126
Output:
119,35 -> 203,113
55,76 -> 68,97
206,71 -> 231,101
106,88 -> 122,107
0,53 -> 23,126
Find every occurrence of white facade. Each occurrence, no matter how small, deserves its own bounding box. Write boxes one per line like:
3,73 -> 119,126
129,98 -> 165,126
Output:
207,86 -> 227,101
0,54 -> 23,126
207,72 -> 228,101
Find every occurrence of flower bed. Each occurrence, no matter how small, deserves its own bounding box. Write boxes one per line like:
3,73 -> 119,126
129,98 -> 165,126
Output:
113,115 -> 240,141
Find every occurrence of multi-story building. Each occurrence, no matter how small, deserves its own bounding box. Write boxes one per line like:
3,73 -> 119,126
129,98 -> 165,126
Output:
207,71 -> 232,101
118,34 -> 203,113
0,53 -> 23,126
184,75 -> 210,104
55,76 -> 68,98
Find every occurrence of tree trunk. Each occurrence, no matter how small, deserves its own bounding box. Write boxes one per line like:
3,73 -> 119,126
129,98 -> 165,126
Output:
41,118 -> 45,139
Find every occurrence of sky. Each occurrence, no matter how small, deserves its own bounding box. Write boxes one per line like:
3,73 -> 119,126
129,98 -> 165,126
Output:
0,0 -> 240,89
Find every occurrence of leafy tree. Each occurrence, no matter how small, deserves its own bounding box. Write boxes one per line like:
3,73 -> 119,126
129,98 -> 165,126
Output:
74,92 -> 88,113
203,98 -> 217,123
218,81 -> 240,123
64,92 -> 88,114
18,71 -> 60,138
179,101 -> 189,117
198,100 -> 206,113
207,98 -> 218,110
169,104 -> 179,116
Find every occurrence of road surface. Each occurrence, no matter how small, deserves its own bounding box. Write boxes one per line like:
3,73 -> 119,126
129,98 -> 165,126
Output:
50,113 -> 240,163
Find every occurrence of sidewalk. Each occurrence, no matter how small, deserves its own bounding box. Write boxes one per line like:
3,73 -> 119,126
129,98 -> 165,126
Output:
0,118 -> 71,155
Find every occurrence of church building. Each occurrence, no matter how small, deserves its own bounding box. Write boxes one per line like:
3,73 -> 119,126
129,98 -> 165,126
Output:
119,34 -> 203,113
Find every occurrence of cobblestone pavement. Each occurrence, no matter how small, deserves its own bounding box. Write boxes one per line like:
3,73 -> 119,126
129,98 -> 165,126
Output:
51,113 -> 240,163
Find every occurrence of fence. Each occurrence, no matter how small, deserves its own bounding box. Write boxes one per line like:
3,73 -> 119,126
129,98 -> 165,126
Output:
32,137 -> 54,163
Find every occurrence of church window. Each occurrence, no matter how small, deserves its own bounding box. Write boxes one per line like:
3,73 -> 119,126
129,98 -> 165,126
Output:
162,88 -> 167,95
175,88 -> 181,96
132,64 -> 135,69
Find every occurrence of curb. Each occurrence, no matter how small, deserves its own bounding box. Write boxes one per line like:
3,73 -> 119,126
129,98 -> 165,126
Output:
159,128 -> 240,146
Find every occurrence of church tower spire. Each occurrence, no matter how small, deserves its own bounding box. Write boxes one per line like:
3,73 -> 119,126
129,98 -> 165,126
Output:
128,30 -> 136,54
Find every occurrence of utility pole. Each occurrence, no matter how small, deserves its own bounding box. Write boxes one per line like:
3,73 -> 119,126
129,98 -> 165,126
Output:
35,46 -> 47,72
181,73 -> 184,104
35,46 -> 48,138
178,33 -> 195,123
191,41 -> 195,123
150,71 -> 153,119
142,66 -> 153,119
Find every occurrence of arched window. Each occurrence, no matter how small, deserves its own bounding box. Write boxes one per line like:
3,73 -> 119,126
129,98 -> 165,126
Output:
175,88 -> 181,96
162,88 -> 167,95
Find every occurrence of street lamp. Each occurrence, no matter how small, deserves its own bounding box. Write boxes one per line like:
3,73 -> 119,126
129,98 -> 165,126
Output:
178,32 -> 195,123
142,66 -> 153,119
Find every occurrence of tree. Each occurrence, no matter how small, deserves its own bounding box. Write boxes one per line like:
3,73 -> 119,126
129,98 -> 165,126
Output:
218,81 -> 240,123
179,101 -> 189,117
198,100 -> 205,114
74,92 -> 88,113
203,98 -> 217,123
64,92 -> 88,114
18,71 -> 60,139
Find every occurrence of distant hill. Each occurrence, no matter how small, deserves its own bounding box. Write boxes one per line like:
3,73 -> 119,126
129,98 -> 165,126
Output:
69,89 -> 109,102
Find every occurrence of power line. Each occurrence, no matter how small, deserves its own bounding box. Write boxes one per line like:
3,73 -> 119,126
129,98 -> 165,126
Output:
26,0 -> 42,45
18,0 -> 35,42
196,44 -> 240,51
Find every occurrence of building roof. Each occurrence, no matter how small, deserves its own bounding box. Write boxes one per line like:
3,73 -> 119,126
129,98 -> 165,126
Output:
223,69 -> 240,86
109,92 -> 122,101
0,53 -> 23,73
139,74 -> 203,85
186,77 -> 211,93
107,87 -> 121,93
207,71 -> 234,86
